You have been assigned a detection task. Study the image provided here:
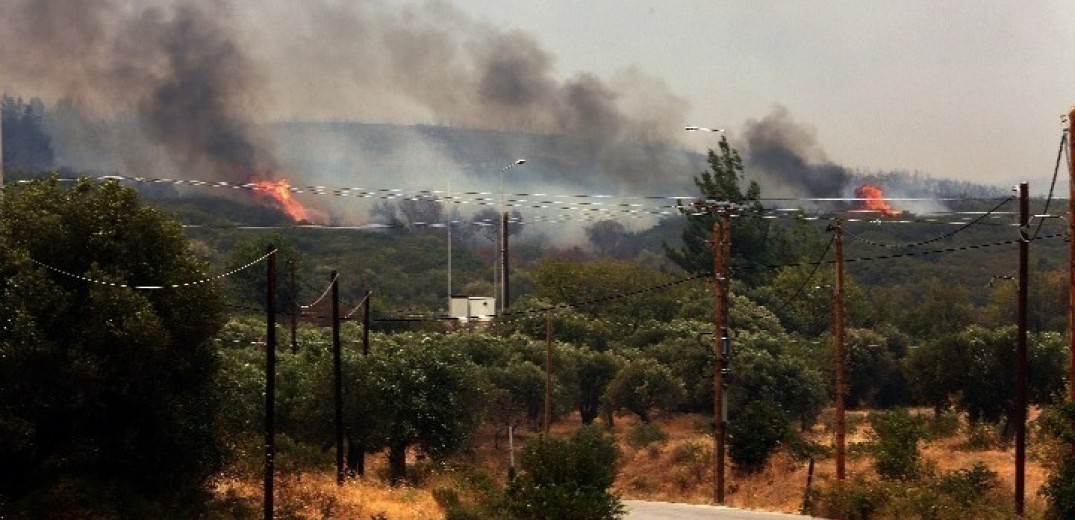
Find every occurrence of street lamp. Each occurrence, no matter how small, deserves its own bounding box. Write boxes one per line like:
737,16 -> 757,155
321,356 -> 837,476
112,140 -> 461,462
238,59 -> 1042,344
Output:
499,159 -> 526,313
685,126 -> 725,133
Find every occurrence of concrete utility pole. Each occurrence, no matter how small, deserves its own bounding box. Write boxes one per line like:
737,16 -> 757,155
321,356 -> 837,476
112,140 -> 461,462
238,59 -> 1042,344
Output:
833,220 -> 846,482
264,245 -> 277,520
1016,182 -> 1029,516
712,212 -> 730,504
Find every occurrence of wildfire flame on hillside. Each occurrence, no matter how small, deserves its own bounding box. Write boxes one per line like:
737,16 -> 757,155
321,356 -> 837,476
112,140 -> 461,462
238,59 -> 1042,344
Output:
250,178 -> 313,222
854,184 -> 898,217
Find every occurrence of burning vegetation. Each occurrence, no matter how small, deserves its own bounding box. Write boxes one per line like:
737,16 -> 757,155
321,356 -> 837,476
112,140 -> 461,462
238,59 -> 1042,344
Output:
854,183 -> 898,217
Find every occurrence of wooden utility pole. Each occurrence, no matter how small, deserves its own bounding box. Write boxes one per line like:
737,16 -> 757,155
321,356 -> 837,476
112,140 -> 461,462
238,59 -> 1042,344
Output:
1016,182 -> 1029,516
834,220 -> 846,482
712,213 -> 729,504
332,272 -> 344,486
362,291 -> 371,356
1068,106 -> 1075,457
289,260 -> 298,353
502,211 -> 510,310
350,290 -> 372,477
0,101 -> 5,190
264,245 -> 277,520
0,102 -> 5,190
544,310 -> 552,433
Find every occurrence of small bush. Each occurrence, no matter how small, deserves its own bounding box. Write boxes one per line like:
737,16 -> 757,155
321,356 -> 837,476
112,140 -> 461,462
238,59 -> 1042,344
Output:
938,462 -> 999,504
431,470 -> 514,520
1041,455 -> 1075,520
627,422 -> 669,448
870,409 -> 922,480
923,409 -> 962,440
627,475 -> 657,493
809,469 -> 1011,520
507,426 -> 624,520
670,440 -> 711,466
1038,401 -> 1075,519
728,400 -> 791,473
809,476 -> 888,520
962,421 -> 1002,450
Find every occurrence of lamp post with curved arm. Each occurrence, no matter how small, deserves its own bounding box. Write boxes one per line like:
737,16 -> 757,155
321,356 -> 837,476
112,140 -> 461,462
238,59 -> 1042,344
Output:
499,159 -> 526,313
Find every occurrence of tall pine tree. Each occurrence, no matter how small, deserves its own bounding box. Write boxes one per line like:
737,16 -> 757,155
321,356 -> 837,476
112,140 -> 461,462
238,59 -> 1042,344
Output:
665,135 -> 791,285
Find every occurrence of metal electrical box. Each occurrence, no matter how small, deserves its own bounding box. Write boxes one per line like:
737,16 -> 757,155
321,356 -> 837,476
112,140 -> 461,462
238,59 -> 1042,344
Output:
449,296 -> 496,321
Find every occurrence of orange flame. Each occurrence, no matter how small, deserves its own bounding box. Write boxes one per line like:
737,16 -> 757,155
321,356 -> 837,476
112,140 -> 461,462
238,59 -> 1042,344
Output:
251,178 -> 312,222
854,184 -> 897,217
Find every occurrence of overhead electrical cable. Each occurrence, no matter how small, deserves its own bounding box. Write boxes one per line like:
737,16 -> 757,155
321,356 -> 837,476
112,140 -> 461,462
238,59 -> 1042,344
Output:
300,272 -> 338,310
842,196 -> 1015,249
28,249 -> 275,290
771,234 -> 836,316
1030,131 -> 1068,240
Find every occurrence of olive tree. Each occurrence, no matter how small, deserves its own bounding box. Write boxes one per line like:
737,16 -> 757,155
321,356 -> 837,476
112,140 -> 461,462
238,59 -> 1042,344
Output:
0,179 -> 228,516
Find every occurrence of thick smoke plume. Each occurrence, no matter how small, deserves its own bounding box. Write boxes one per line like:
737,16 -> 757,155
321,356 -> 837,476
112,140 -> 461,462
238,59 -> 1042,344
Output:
0,0 -> 272,180
743,106 -> 852,199
0,0 -> 691,197
742,105 -> 955,215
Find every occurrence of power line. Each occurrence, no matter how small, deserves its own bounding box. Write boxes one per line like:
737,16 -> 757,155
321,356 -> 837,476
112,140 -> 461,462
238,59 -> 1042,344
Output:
771,234 -> 836,316
1032,131 -> 1069,239
300,272 -> 338,310
842,196 -> 1014,248
46,174 -> 1022,207
28,249 -> 275,290
741,232 -> 1066,273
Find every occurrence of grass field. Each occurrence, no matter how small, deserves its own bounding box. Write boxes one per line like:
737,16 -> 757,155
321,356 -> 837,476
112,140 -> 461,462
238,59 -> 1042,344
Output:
214,408 -> 1053,519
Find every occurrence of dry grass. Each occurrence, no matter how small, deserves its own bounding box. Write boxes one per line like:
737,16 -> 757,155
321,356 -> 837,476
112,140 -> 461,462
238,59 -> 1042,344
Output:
214,473 -> 441,519
212,409 -> 1053,518
610,409 -> 1050,516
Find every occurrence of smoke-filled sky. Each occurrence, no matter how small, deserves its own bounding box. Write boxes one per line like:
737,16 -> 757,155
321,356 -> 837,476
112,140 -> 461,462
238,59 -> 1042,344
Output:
444,1 -> 1075,187
1,0 -> 1072,193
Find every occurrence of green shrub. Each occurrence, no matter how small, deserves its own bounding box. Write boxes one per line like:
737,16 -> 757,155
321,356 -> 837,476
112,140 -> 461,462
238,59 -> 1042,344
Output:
1039,401 -> 1075,519
430,469 -> 514,520
923,409 -> 962,441
809,470 -> 1012,520
937,462 -> 999,506
728,400 -> 791,473
809,476 -> 888,520
670,440 -> 711,466
870,409 -> 922,480
507,426 -> 624,520
1041,455 -> 1075,520
627,422 -> 668,448
962,421 -> 1002,450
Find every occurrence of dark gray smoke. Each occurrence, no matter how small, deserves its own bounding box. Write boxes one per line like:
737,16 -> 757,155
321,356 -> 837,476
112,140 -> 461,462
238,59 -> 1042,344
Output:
136,4 -> 265,175
242,0 -> 690,189
1,0 -> 693,229
0,0 -> 271,181
743,105 -> 852,198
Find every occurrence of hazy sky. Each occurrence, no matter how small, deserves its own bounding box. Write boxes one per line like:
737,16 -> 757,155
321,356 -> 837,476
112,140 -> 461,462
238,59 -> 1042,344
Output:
2,0 -> 1072,190
442,1 -> 1075,186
